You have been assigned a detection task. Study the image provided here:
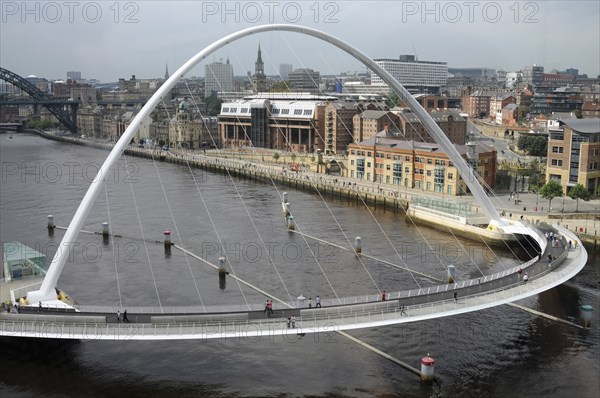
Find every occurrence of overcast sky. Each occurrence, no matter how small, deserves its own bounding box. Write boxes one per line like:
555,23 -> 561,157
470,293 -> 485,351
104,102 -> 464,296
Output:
1,1 -> 598,82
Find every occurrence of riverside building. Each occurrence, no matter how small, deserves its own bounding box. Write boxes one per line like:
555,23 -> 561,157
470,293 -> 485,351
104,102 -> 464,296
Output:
347,129 -> 496,195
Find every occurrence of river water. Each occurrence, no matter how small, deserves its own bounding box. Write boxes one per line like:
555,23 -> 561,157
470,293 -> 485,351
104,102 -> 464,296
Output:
1,132 -> 598,397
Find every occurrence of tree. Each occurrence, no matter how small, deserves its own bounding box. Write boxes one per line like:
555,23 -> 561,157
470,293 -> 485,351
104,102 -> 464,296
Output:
527,160 -> 545,189
567,183 -> 590,212
519,93 -> 532,116
26,119 -> 52,130
540,180 -> 563,209
517,135 -> 547,156
205,95 -> 223,116
272,152 -> 280,162
530,136 -> 547,156
270,81 -> 292,92
385,92 -> 404,108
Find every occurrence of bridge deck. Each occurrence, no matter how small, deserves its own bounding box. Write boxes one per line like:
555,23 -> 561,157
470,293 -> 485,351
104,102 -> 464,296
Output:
0,225 -> 586,340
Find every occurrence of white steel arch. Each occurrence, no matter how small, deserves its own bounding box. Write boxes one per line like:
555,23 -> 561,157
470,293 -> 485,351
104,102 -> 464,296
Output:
29,24 -> 512,304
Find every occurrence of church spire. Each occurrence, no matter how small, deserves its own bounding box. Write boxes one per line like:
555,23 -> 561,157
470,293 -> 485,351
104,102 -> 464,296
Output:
164,64 -> 169,80
257,43 -> 263,64
253,43 -> 267,93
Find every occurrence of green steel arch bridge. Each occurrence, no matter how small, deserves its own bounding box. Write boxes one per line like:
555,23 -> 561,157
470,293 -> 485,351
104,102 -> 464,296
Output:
0,67 -> 78,132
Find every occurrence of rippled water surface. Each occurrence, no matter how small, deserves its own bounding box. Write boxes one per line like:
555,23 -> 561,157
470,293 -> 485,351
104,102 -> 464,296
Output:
1,133 -> 598,397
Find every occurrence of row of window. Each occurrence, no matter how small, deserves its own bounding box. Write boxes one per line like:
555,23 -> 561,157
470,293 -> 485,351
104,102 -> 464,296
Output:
271,108 -> 313,116
223,107 -> 314,117
551,159 -> 600,171
349,150 -> 456,166
351,172 -> 456,194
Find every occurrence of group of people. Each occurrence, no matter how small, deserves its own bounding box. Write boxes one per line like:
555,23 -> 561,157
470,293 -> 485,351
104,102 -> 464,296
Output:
286,316 -> 297,328
517,268 -> 529,283
545,231 -> 561,248
264,300 -> 274,316
116,310 -> 130,322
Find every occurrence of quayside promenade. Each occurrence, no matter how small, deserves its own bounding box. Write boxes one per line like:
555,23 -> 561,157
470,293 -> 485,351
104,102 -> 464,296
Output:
31,130 -> 600,246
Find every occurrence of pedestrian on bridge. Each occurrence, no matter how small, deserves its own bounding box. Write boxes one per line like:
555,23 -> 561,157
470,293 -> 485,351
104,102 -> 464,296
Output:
316,296 -> 322,308
381,290 -> 386,301
123,310 -> 130,323
116,310 -> 121,322
454,291 -> 458,302
523,273 -> 529,283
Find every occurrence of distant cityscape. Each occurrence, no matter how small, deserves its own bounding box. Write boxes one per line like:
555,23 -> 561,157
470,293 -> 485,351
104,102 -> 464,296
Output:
1,44 -> 599,197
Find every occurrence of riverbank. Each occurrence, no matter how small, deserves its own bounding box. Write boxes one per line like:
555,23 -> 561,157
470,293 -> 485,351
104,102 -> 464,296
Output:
30,129 -> 599,247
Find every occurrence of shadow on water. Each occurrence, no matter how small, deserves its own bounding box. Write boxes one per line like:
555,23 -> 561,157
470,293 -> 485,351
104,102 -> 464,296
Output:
0,338 -> 229,398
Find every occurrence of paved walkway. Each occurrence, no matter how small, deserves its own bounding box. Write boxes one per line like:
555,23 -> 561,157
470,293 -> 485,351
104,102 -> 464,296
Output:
0,224 -> 586,340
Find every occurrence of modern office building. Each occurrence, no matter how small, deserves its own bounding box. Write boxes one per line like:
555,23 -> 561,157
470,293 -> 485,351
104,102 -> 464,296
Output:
522,65 -> 544,87
205,59 -> 234,98
218,97 -> 326,153
546,118 -> 600,194
66,71 -> 82,81
288,68 -> 320,92
279,63 -> 293,80
371,55 -> 447,94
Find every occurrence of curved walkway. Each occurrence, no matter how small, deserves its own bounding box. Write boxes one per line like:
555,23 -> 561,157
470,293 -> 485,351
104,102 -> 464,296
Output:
0,225 -> 587,340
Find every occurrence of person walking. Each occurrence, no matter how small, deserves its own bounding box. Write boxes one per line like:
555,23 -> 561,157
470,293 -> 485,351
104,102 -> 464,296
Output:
381,290 -> 386,301
116,310 -> 121,322
123,310 -> 130,323
308,298 -> 312,308
523,273 -> 529,283
315,296 -> 322,308
266,300 -> 273,317
454,291 -> 458,302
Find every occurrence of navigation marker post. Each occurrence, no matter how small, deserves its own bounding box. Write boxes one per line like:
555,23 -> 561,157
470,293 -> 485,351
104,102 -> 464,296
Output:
355,236 -> 362,254
447,264 -> 456,283
47,215 -> 54,236
164,230 -> 172,256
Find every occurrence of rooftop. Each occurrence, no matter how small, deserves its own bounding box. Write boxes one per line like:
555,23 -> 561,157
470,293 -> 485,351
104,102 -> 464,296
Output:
559,118 -> 600,134
352,137 -> 493,155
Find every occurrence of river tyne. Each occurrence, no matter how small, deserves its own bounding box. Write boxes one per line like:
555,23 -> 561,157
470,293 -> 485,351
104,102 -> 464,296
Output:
1,132 -> 598,397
